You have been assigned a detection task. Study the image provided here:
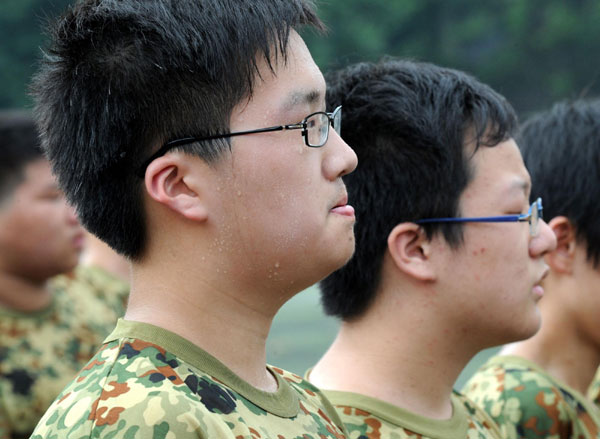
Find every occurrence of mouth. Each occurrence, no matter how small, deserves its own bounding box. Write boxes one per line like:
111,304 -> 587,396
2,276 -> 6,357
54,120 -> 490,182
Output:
330,193 -> 355,218
72,232 -> 86,250
532,267 -> 550,299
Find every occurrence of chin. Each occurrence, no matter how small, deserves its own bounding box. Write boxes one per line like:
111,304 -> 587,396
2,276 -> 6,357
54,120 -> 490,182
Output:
500,316 -> 542,345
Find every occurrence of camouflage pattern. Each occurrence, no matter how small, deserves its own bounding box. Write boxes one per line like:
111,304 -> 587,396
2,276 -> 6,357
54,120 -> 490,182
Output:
55,264 -> 129,318
588,367 -> 600,409
0,266 -> 128,439
463,355 -> 600,439
322,389 -> 503,439
31,319 -> 348,438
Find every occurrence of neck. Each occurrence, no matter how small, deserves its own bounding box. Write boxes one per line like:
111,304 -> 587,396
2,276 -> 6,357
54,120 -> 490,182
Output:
81,235 -> 130,282
0,271 -> 52,312
126,257 -> 291,392
311,288 -> 479,420
501,306 -> 600,394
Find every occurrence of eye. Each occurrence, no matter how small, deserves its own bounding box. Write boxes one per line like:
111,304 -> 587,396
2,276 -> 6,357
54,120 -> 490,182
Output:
306,118 -> 317,129
39,191 -> 63,201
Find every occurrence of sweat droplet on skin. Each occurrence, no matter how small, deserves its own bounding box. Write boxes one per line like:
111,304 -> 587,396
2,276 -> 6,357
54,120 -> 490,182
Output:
274,262 -> 280,268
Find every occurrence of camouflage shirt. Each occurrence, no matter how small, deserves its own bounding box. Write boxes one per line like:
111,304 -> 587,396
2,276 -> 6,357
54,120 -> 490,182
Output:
463,355 -> 600,439
66,265 -> 129,318
588,367 -> 600,409
320,389 -> 503,439
31,319 -> 348,439
0,266 -> 128,439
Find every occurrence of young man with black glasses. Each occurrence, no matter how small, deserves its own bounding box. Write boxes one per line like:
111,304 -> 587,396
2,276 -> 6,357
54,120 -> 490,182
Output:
308,59 -> 557,439
464,98 -> 600,439
29,1 -> 357,437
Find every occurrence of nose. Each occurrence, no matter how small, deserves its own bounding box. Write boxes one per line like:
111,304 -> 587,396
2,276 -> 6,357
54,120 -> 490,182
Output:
529,219 -> 557,257
64,200 -> 81,226
322,129 -> 358,181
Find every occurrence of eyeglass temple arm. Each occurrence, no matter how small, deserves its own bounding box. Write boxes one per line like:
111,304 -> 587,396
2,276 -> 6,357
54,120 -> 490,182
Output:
416,215 -> 524,224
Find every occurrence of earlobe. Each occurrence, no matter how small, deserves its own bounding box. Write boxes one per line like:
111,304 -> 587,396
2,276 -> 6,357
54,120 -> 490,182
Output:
545,216 -> 576,274
144,154 -> 208,222
387,223 -> 436,281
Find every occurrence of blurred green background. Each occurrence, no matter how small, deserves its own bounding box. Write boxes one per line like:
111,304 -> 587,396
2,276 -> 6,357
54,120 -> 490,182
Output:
1,0 -> 596,388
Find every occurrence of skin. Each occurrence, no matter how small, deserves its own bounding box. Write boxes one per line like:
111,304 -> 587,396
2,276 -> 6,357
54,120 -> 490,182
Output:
311,138 -> 557,419
81,231 -> 130,283
126,31 -> 357,391
502,216 -> 600,394
0,159 -> 84,311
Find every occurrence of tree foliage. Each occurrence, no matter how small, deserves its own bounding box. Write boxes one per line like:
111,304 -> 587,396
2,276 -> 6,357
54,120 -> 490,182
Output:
1,0 -> 600,116
302,0 -> 600,115
0,0 -> 72,108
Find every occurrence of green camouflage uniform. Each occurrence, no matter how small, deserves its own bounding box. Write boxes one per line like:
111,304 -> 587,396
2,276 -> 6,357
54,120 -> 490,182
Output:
68,265 -> 129,318
588,368 -> 600,409
0,266 -> 128,439
463,355 -> 600,439
319,388 -> 503,439
30,319 -> 348,438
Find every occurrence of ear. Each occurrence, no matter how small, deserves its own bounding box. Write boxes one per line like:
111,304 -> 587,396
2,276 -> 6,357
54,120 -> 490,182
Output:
144,153 -> 208,222
387,223 -> 436,281
545,216 -> 576,274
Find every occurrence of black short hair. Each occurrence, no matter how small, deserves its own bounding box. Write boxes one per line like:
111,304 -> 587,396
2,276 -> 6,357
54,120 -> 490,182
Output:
32,0 -> 323,260
0,111 -> 44,203
519,99 -> 600,267
320,59 -> 517,320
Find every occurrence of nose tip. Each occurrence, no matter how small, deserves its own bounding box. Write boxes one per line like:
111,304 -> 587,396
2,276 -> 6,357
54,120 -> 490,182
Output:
338,133 -> 358,177
66,202 -> 80,225
531,219 -> 557,256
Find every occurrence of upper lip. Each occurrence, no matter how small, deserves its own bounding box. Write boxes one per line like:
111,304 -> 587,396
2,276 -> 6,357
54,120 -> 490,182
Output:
72,230 -> 85,244
536,266 -> 550,285
331,193 -> 349,209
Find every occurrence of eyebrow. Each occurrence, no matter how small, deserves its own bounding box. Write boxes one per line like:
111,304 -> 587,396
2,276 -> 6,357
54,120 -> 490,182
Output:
40,182 -> 60,192
283,89 -> 322,111
510,178 -> 531,197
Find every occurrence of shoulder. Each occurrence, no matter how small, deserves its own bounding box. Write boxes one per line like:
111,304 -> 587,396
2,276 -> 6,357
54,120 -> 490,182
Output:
270,366 -> 348,435
453,391 -> 504,439
462,356 -> 579,439
31,338 -> 222,438
463,356 -> 559,406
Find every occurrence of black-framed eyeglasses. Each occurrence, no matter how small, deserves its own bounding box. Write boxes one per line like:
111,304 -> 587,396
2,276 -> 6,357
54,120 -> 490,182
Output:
136,106 -> 342,178
415,198 -> 543,237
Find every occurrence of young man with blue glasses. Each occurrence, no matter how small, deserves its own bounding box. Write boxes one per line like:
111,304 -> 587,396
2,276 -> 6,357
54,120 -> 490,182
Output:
29,1 -> 357,437
308,59 -> 557,439
464,98 -> 600,439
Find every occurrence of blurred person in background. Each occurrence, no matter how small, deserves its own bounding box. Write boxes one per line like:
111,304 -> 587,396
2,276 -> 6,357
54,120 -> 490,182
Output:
0,111 -> 127,438
589,368 -> 600,408
80,232 -> 130,283
308,58 -> 556,439
78,231 -> 130,316
464,99 -> 600,439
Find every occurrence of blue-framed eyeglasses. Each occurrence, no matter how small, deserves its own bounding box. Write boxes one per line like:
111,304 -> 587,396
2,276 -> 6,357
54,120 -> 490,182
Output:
136,106 -> 342,177
415,198 -> 543,237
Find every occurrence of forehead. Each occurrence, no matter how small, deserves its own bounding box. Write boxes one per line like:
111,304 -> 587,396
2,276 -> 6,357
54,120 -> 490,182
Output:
462,138 -> 531,203
233,31 -> 326,119
14,159 -> 57,197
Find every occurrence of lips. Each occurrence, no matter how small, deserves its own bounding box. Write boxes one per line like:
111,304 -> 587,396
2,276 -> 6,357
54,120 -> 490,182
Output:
532,267 -> 550,299
72,231 -> 86,250
330,194 -> 355,218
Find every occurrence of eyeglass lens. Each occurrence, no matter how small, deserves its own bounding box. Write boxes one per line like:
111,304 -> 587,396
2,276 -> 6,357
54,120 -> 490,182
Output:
530,202 -> 540,237
305,107 -> 342,147
306,113 -> 328,147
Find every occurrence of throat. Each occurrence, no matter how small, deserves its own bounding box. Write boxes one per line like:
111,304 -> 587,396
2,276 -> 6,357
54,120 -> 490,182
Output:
0,273 -> 53,312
